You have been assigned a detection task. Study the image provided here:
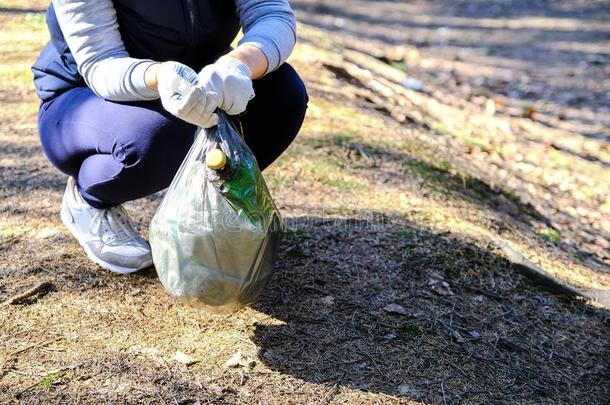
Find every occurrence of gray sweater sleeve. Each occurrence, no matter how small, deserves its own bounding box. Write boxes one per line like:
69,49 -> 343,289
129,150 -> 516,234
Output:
53,0 -> 297,101
52,0 -> 158,101
235,0 -> 297,73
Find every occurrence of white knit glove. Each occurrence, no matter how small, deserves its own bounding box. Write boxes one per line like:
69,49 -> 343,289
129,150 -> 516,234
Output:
157,61 -> 219,128
197,56 -> 255,115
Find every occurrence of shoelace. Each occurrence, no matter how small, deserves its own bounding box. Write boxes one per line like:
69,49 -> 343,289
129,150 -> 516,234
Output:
90,206 -> 139,245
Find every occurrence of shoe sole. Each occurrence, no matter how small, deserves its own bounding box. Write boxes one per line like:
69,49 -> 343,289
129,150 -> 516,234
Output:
60,206 -> 153,274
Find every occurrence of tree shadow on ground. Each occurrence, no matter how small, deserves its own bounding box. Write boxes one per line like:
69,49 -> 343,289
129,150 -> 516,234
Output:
301,134 -> 610,275
302,134 -> 549,224
252,215 -> 610,403
0,162 -> 65,199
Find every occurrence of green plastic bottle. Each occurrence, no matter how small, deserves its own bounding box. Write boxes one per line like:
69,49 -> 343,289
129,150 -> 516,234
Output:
205,148 -> 262,223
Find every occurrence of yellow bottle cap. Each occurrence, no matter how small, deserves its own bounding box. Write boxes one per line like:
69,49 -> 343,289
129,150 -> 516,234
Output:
206,148 -> 227,170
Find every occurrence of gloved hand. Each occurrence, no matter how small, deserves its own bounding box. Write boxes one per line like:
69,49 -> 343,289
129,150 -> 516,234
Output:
157,61 -> 219,128
197,56 -> 255,115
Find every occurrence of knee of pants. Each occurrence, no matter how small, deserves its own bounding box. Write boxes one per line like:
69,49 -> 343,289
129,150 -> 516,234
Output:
111,116 -> 196,195
275,63 -> 309,119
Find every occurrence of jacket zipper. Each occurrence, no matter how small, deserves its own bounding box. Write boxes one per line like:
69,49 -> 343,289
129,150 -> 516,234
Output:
183,0 -> 200,48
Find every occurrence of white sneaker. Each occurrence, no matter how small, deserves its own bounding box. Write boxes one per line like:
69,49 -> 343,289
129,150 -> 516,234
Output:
60,177 -> 153,273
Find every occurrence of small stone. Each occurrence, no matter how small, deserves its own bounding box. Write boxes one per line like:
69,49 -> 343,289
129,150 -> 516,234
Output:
429,276 -> 454,296
51,378 -> 64,386
174,351 -> 198,366
431,282 -> 454,296
225,349 -> 243,368
403,77 -> 424,91
383,303 -> 408,315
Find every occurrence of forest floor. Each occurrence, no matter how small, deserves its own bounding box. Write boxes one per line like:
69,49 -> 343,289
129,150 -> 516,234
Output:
1,0 -> 609,404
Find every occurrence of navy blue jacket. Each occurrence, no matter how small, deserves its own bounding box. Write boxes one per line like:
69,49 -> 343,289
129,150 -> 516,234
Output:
32,0 -> 240,102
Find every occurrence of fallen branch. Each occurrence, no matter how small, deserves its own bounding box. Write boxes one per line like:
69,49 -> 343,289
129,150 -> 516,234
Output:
493,241 -> 583,297
322,61 -> 423,125
1,281 -> 54,307
335,34 -> 610,163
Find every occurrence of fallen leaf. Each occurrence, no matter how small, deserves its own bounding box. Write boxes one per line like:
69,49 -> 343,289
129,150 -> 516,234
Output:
174,351 -> 198,366
428,276 -> 454,296
225,349 -> 243,368
383,303 -> 408,315
431,282 -> 454,296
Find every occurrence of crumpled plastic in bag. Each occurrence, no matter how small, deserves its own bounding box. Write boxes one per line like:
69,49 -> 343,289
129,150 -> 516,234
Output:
149,112 -> 284,313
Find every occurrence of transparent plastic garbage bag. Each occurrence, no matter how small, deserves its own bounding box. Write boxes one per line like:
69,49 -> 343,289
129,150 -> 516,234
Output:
149,112 -> 284,313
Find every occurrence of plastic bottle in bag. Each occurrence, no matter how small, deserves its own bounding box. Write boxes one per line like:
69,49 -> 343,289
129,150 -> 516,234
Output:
149,113 -> 284,313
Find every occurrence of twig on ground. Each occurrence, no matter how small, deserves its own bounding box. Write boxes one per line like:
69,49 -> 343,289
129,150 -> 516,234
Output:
1,337 -> 63,381
1,281 -> 54,307
14,380 -> 40,399
441,380 -> 448,405
11,337 -> 62,357
481,309 -> 514,324
40,362 -> 84,377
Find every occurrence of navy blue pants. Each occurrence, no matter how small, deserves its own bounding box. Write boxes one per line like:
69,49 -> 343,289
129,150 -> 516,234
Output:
38,63 -> 308,208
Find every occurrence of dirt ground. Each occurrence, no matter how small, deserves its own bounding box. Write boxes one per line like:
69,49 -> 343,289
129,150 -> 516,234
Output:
1,0 -> 609,404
